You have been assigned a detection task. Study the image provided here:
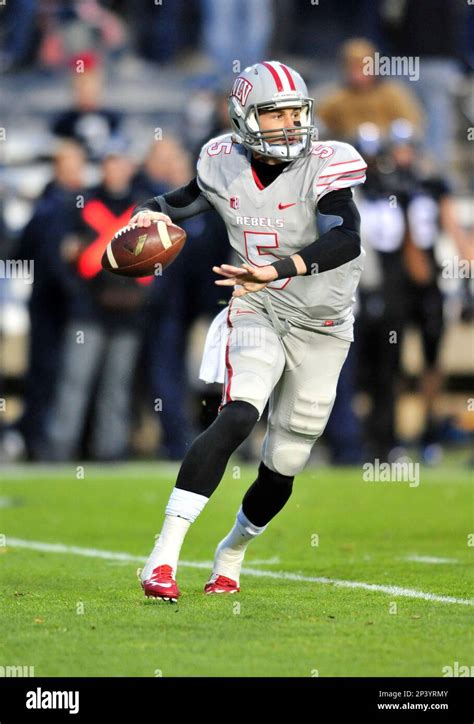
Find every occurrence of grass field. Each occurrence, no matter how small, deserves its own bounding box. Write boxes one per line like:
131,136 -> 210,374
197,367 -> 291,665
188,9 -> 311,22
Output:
1,457 -> 472,677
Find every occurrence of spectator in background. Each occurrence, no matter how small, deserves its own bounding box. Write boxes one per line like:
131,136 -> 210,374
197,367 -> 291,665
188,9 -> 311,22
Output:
190,84 -> 233,158
132,0 -> 187,65
0,0 -> 37,72
386,121 -> 472,458
132,137 -> 182,201
353,126 -> 408,461
273,0 -> 383,61
201,0 -> 273,75
15,141 -> 86,460
354,121 -> 471,460
134,136 -> 231,460
46,138 -> 149,461
52,52 -> 122,161
316,38 -> 424,142
381,0 -> 467,171
36,0 -> 127,71
181,80 -> 232,159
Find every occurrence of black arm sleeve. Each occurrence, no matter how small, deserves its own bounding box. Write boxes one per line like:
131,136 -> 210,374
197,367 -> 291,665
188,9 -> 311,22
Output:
299,188 -> 361,274
270,188 -> 362,279
132,177 -> 213,220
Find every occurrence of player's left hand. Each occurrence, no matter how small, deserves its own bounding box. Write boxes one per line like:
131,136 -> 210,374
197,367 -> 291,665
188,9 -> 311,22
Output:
212,263 -> 278,297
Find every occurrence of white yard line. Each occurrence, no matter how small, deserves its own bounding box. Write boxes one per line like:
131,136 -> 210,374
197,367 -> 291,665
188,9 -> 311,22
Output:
403,555 -> 460,565
6,537 -> 473,607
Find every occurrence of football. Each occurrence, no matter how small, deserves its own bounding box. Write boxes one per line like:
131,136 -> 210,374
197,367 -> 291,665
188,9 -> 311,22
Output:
101,220 -> 187,277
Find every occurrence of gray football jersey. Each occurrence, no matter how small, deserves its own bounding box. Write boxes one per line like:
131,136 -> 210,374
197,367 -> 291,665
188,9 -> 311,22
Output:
196,133 -> 367,341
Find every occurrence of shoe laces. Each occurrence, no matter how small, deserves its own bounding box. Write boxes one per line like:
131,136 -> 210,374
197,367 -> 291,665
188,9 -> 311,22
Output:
214,574 -> 235,587
152,564 -> 174,581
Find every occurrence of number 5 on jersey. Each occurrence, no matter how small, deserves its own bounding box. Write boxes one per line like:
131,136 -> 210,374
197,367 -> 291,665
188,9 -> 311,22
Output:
244,231 -> 291,290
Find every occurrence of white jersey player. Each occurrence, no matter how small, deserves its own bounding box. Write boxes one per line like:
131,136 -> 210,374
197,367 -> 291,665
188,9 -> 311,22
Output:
130,61 -> 366,601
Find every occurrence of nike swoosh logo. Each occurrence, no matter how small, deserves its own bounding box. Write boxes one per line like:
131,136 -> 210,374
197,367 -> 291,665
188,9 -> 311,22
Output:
148,581 -> 172,587
278,202 -> 297,210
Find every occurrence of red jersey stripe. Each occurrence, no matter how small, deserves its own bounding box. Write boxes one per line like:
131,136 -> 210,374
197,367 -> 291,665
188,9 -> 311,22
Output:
318,165 -> 367,179
251,165 -> 265,190
316,172 -> 367,187
327,158 -> 367,168
224,300 -> 235,404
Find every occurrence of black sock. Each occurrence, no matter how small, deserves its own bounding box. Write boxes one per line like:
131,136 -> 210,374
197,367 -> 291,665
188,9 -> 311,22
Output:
175,400 -> 259,498
242,461 -> 294,527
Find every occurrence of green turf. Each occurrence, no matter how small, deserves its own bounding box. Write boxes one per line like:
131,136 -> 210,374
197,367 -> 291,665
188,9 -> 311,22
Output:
1,458 -> 472,677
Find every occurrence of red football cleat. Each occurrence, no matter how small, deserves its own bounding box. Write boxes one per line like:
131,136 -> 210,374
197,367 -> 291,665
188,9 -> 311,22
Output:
204,573 -> 240,594
140,564 -> 180,602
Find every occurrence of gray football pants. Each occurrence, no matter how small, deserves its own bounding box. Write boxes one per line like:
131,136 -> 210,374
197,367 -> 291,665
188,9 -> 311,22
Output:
220,297 -> 351,476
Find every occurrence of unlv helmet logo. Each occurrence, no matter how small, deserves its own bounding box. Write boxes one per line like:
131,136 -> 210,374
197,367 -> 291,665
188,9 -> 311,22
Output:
231,77 -> 253,106
230,196 -> 240,210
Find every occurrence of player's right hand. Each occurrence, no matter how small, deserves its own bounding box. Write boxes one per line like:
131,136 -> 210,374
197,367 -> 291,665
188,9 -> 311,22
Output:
129,210 -> 173,228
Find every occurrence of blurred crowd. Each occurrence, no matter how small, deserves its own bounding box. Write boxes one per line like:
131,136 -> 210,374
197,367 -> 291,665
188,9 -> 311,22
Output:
0,0 -> 472,465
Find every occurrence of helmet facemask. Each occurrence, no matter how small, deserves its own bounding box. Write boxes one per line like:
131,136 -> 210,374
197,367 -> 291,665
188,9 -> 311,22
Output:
230,97 -> 317,161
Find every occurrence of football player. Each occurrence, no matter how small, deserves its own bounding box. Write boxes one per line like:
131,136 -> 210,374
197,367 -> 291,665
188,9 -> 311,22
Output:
130,61 -> 367,601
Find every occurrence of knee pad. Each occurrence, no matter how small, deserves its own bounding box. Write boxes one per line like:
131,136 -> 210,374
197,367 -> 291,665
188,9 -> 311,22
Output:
262,430 -> 317,476
262,393 -> 337,476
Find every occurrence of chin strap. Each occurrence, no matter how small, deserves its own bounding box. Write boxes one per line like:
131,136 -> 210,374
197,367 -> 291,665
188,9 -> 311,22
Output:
262,140 -> 306,159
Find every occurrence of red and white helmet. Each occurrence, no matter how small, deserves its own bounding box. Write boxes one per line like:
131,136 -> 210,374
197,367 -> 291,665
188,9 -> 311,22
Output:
228,61 -> 317,161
